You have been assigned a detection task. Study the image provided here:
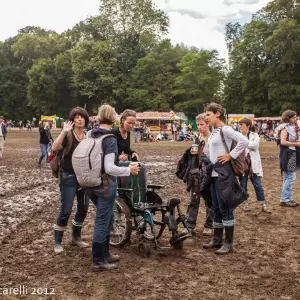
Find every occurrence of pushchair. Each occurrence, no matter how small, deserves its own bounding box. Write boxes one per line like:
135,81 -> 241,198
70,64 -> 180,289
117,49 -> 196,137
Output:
110,162 -> 192,256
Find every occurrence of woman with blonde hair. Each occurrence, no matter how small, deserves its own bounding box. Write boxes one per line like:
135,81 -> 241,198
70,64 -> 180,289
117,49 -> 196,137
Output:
86,104 -> 139,270
184,113 -> 214,236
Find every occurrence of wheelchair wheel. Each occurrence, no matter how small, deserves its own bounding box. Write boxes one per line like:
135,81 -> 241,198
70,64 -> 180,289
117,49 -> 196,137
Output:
110,197 -> 132,248
143,209 -> 166,240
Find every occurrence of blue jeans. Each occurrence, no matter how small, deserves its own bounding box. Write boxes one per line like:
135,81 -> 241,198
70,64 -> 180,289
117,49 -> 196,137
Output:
86,183 -> 117,243
281,171 -> 296,202
211,177 -> 235,228
133,131 -> 139,143
39,143 -> 48,164
239,173 -> 265,202
56,172 -> 89,227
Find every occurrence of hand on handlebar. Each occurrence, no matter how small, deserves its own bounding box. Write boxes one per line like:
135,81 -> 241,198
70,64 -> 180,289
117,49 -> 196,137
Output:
129,164 -> 140,175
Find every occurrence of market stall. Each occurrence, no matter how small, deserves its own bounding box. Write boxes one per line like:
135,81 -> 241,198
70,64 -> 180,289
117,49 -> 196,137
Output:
227,114 -> 255,124
136,111 -> 187,131
254,117 -> 281,121
40,115 -> 63,128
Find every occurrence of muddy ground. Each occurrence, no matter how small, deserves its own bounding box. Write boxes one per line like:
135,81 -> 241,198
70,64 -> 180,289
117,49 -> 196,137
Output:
0,130 -> 299,300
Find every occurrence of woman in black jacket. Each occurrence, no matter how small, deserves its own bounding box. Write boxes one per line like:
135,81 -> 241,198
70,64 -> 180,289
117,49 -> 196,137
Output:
38,121 -> 53,168
110,110 -> 139,161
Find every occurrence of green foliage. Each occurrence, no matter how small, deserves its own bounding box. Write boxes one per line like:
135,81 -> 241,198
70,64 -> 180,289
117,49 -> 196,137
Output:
0,0 -> 223,120
173,50 -> 225,115
224,0 -> 300,115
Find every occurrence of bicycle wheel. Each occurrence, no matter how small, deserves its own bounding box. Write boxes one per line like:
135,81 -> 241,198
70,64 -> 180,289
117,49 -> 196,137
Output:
110,197 -> 132,247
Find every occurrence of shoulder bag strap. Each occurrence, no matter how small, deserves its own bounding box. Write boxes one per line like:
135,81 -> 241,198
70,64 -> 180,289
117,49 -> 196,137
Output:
220,127 -> 230,154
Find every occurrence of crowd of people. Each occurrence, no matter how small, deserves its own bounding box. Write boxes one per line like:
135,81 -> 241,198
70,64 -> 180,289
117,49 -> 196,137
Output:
1,103 -> 300,270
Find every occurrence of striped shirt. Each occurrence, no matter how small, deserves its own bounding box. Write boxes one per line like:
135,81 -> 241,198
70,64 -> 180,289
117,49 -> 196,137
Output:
207,126 -> 249,177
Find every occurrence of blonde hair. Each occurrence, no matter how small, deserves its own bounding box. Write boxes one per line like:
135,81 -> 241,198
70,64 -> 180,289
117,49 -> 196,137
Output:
97,104 -> 117,125
195,113 -> 206,122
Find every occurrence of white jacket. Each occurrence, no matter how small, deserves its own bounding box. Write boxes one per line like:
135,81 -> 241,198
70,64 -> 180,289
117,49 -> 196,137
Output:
246,132 -> 263,176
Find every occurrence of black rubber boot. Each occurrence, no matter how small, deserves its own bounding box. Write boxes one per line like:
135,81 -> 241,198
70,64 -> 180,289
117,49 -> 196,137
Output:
54,230 -> 64,253
203,227 -> 223,249
215,226 -> 234,255
92,241 -> 118,271
104,235 -> 120,263
71,225 -> 89,248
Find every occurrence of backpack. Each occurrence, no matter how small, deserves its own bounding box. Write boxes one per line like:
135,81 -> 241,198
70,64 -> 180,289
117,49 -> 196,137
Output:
49,131 -> 73,178
72,133 -> 115,187
220,127 -> 249,177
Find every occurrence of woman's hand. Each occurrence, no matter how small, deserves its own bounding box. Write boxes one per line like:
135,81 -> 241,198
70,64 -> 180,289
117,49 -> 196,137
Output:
129,164 -> 140,175
119,153 -> 128,161
63,121 -> 74,133
217,153 -> 231,164
132,152 -> 139,161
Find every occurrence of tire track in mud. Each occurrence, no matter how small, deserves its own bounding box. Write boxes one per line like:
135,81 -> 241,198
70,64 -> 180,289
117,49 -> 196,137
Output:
0,182 -> 59,243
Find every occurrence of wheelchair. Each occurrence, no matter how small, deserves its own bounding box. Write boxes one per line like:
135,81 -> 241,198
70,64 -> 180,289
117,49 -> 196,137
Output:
110,162 -> 192,256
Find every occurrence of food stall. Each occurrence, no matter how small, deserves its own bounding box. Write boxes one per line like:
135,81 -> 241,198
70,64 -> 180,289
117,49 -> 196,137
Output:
40,115 -> 63,128
136,111 -> 187,132
227,114 -> 255,124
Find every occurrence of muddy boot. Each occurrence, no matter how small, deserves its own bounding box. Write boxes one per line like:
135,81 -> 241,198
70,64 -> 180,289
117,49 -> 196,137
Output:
215,226 -> 234,255
71,225 -> 89,248
104,235 -> 120,263
203,227 -> 223,249
92,241 -> 118,271
54,230 -> 64,254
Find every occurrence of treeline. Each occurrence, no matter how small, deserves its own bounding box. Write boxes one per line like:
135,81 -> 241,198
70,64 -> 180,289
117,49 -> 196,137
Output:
0,0 -> 224,120
1,0 -> 297,121
224,0 -> 300,116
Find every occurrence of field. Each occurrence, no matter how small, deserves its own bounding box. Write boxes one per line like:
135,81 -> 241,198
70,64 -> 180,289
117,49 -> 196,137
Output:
0,130 -> 300,300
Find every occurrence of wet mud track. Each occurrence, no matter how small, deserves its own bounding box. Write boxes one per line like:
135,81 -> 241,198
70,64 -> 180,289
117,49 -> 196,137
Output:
0,131 -> 300,299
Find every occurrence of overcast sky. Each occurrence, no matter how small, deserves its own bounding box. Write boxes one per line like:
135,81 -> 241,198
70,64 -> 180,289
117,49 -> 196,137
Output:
0,0 -> 271,60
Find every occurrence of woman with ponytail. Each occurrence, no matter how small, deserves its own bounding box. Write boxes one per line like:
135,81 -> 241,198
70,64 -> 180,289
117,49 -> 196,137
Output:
111,109 -> 139,161
238,118 -> 270,213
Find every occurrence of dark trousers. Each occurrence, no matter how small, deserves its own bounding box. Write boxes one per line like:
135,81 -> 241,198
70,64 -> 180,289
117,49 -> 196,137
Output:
56,172 -> 89,227
186,186 -> 214,229
211,177 -> 235,228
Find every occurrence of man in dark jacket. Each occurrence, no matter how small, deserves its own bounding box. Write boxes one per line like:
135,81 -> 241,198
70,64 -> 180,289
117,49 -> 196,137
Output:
0,116 -> 7,159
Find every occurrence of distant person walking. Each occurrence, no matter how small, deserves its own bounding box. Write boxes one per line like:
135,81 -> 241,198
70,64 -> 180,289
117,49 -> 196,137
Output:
0,116 -> 7,159
38,121 -> 53,168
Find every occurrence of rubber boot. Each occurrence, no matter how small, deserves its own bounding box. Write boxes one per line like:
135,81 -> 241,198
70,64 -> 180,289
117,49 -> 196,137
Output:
71,225 -> 89,248
92,241 -> 118,271
215,226 -> 234,255
104,235 -> 120,263
203,227 -> 223,249
54,230 -> 64,253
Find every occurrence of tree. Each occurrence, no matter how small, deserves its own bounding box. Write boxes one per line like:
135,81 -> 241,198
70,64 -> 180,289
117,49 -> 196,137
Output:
71,40 -> 117,111
173,50 -> 225,115
126,40 -> 188,111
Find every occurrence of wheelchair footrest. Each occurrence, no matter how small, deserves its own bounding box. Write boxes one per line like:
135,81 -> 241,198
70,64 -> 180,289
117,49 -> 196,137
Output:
176,232 -> 192,243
